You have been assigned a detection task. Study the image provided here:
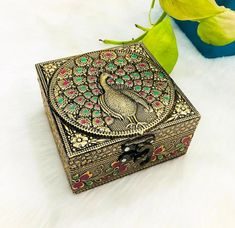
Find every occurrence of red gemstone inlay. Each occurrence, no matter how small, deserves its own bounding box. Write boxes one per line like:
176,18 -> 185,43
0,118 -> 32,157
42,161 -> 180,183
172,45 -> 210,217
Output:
68,90 -> 75,94
117,69 -> 125,75
106,52 -> 112,57
89,83 -> 97,89
126,80 -> 133,87
107,79 -> 114,84
139,91 -> 146,97
92,88 -> 101,95
134,80 -> 142,85
80,173 -> 90,181
111,74 -> 118,79
60,68 -> 66,74
90,68 -> 96,72
85,102 -> 93,108
154,146 -> 164,154
73,181 -> 84,189
153,101 -> 162,107
147,96 -> 154,102
80,119 -> 88,125
94,104 -> 101,109
88,76 -> 96,82
75,96 -> 85,105
63,80 -> 69,86
143,80 -> 152,86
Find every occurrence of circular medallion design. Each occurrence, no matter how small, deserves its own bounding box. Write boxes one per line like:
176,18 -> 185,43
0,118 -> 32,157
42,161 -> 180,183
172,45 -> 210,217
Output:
49,44 -> 175,137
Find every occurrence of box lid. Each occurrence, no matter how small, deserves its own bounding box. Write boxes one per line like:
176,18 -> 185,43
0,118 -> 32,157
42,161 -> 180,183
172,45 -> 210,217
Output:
48,43 -> 175,137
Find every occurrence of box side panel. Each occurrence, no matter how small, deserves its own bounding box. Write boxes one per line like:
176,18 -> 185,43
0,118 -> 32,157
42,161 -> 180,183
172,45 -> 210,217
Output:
69,117 -> 200,194
37,67 -> 72,185
35,47 -> 201,194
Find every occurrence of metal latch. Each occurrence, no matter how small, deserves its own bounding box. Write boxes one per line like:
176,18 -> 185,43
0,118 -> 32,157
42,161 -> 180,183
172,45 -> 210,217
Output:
118,134 -> 155,166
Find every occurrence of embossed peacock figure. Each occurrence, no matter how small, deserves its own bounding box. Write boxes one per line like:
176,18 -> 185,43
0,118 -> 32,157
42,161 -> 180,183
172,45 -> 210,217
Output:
98,73 -> 153,129
50,47 -> 174,136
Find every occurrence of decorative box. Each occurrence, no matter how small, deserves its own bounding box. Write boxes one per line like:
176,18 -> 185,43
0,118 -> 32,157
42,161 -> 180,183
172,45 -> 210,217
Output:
36,43 -> 200,194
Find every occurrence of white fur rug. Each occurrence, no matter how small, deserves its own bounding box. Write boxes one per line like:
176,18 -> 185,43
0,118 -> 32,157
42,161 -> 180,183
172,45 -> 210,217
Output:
1,0 -> 235,227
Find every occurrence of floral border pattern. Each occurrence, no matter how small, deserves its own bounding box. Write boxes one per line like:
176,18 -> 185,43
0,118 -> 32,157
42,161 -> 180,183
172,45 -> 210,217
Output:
71,134 -> 193,192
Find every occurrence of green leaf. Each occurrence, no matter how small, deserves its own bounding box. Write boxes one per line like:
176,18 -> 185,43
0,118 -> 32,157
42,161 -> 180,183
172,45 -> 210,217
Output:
113,169 -> 119,176
84,180 -> 93,186
143,16 -> 178,73
159,0 -> 225,20
197,9 -> 235,46
72,174 -> 79,181
105,167 -> 114,174
176,143 -> 184,150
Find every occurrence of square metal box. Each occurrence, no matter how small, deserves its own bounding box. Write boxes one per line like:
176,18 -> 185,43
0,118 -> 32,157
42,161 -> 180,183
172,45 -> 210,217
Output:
36,43 -> 200,194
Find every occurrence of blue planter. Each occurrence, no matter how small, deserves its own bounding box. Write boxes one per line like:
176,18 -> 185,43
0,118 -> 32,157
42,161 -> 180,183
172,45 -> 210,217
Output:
174,0 -> 235,58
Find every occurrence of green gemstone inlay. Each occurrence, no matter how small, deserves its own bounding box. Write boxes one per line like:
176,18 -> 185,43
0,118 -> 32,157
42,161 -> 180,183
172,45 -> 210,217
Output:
158,72 -> 165,78
75,76 -> 83,83
72,174 -> 79,180
76,67 -> 83,73
84,92 -> 92,98
78,85 -> 87,92
134,85 -> 141,92
131,53 -> 138,59
164,95 -> 170,101
81,108 -> 90,116
152,89 -> 160,97
69,104 -> 77,111
81,57 -> 87,63
91,96 -> 98,103
57,97 -> 63,104
116,78 -> 124,84
131,72 -> 140,79
117,59 -> 124,63
85,180 -> 93,186
93,110 -> 101,117
144,71 -> 153,78
123,75 -> 130,80
107,63 -> 116,69
143,87 -> 151,93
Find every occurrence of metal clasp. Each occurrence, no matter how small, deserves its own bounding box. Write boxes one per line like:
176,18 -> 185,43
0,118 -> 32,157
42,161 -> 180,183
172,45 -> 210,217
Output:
118,134 -> 155,166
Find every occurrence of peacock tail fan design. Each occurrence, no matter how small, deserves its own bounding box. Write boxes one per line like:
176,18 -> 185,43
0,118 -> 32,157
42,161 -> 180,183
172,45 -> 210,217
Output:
49,44 -> 175,136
